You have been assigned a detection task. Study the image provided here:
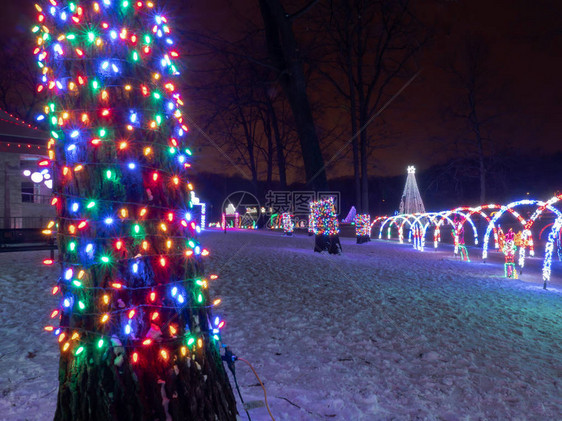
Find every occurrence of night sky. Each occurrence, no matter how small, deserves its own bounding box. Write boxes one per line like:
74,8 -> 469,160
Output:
4,0 -> 562,180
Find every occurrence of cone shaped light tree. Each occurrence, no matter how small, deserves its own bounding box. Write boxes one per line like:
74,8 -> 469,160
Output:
33,1 -> 237,419
399,166 -> 425,215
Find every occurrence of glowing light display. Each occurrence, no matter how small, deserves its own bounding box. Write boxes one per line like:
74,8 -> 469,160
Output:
35,1 -> 236,416
373,195 -> 562,285
282,212 -> 293,236
310,197 -> 341,254
355,214 -> 371,244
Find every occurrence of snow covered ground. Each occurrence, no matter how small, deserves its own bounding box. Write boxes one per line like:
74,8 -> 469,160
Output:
1,229 -> 561,420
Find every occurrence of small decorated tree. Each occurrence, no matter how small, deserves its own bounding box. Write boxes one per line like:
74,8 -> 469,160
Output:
34,1 -> 237,419
282,212 -> 293,236
354,214 -> 371,244
310,197 -> 341,254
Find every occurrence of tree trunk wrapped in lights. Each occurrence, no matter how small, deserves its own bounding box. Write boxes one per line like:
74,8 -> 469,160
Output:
310,197 -> 341,254
33,1 -> 237,419
354,214 -> 371,244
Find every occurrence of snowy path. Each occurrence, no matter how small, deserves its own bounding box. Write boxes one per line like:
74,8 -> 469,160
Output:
0,230 -> 561,420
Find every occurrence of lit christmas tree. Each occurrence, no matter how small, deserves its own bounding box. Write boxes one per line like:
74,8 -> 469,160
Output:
354,214 -> 371,244
399,165 -> 425,215
34,1 -> 237,419
282,212 -> 293,236
310,197 -> 341,254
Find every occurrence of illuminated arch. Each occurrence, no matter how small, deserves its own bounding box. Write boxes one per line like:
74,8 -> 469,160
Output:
430,211 -> 455,249
464,204 -> 504,248
398,213 -> 434,250
539,223 -> 554,240
408,212 -> 442,251
370,216 -> 388,237
422,212 -> 446,249
433,209 -> 479,250
481,200 -> 542,260
542,215 -> 562,289
518,194 -> 562,267
379,215 -> 413,242
398,214 -> 418,244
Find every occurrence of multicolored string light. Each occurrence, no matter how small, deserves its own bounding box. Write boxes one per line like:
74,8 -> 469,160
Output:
310,197 -> 339,236
35,0 -> 224,367
282,212 -> 293,235
354,214 -> 371,237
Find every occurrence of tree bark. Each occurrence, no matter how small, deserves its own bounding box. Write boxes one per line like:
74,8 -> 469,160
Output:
54,341 -> 237,421
345,5 -> 361,212
268,98 -> 288,188
259,0 -> 328,191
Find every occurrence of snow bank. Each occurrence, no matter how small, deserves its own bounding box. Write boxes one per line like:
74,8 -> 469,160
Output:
0,230 -> 561,420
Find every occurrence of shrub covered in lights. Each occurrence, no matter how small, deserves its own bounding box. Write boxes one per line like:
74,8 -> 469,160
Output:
310,197 -> 341,254
34,1 -> 237,419
355,214 -> 371,244
282,212 -> 293,236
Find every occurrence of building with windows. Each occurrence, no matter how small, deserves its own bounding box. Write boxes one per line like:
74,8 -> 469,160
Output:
0,109 -> 53,230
